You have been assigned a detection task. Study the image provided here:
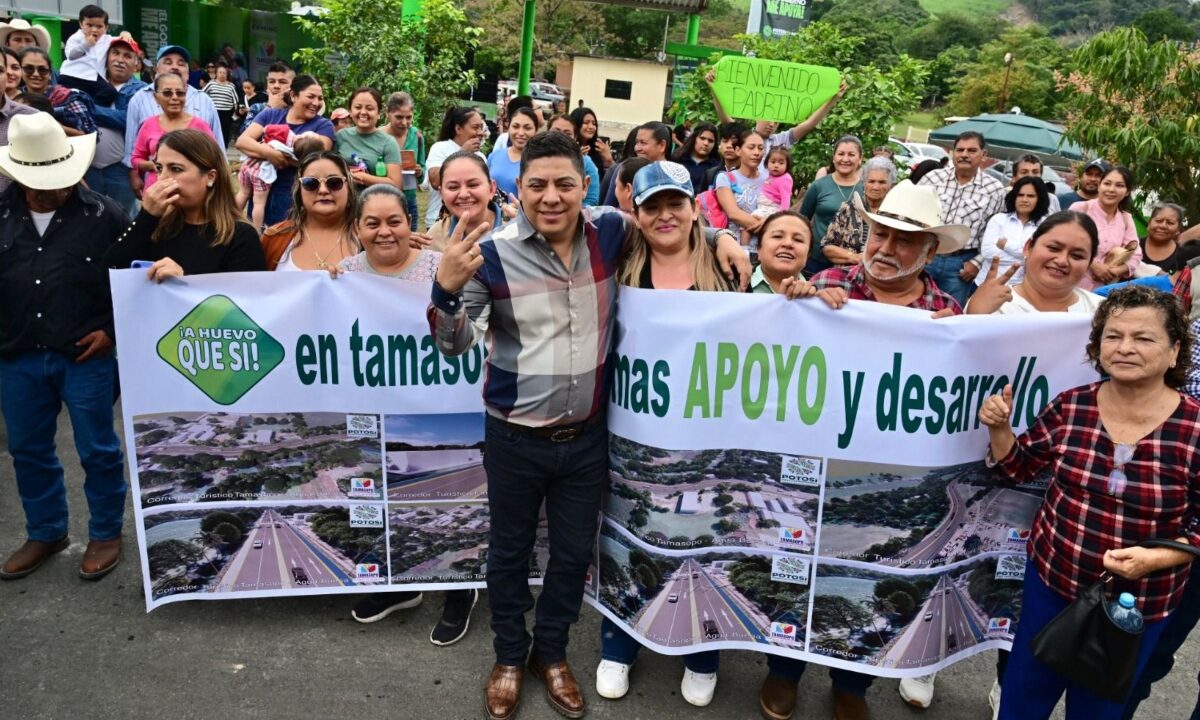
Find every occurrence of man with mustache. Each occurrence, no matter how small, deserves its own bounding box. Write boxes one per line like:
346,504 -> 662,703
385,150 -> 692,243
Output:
86,36 -> 146,216
763,180 -> 968,720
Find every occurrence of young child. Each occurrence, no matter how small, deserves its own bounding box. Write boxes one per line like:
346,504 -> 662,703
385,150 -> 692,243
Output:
58,4 -> 131,106
744,146 -> 795,244
237,129 -> 325,231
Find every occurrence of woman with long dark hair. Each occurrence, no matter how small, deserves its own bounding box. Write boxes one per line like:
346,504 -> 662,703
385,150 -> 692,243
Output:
673,121 -> 720,195
569,106 -> 612,171
423,105 -> 487,228
106,129 -> 264,278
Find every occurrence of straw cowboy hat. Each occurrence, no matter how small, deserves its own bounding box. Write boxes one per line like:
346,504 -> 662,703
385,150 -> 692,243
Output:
0,113 -> 96,190
0,19 -> 51,50
856,180 -> 971,254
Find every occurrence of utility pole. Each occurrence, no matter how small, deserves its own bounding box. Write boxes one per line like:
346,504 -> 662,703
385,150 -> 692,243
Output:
518,0 -> 537,96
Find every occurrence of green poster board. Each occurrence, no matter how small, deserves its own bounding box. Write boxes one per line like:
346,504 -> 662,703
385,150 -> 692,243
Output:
711,56 -> 840,125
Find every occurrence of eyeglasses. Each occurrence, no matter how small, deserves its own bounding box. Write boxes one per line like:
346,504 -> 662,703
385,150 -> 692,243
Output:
21,65 -> 50,76
157,89 -> 186,98
206,64 -> 216,70
1107,442 -> 1134,495
299,176 -> 347,193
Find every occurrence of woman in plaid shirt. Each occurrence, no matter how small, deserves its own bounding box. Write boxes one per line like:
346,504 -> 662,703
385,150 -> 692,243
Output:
980,285 -> 1200,720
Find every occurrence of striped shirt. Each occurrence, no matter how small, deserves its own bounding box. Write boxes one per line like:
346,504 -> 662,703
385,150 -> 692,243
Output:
917,168 -> 1006,252
992,383 -> 1200,620
203,81 -> 240,111
429,206 -> 625,428
1186,318 -> 1200,400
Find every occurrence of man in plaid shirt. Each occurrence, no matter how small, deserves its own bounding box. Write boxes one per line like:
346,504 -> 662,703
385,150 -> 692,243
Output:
428,133 -> 748,720
764,180 -> 969,720
918,131 -> 1007,307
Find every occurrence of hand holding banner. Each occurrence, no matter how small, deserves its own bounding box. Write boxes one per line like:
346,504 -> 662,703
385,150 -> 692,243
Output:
711,55 -> 842,125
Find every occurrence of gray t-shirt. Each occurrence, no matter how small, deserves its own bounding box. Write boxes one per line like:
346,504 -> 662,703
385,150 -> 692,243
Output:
715,168 -> 766,237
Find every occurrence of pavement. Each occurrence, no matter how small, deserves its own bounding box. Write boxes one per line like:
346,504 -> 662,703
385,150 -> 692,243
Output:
1,411 -> 1196,720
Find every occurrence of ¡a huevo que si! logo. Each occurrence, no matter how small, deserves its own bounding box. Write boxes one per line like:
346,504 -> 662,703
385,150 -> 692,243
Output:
156,295 -> 285,405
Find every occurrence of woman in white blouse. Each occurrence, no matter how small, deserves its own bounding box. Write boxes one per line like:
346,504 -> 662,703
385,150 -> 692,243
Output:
977,176 -> 1051,287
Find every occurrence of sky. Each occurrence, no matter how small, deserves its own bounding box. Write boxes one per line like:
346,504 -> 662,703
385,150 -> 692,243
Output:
384,412 -> 484,447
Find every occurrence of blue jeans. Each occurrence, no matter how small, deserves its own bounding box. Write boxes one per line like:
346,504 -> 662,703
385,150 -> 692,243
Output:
765,655 -> 875,696
259,183 -> 295,228
1123,573 -> 1200,720
1000,558 -> 1168,720
84,164 -> 138,219
925,249 -> 977,307
483,414 -> 608,665
600,616 -> 720,673
404,190 -> 419,231
0,352 -> 124,542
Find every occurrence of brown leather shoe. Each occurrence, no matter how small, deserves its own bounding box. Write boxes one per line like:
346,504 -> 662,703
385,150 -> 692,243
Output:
1,537 -> 70,579
760,675 -> 798,720
527,658 -> 586,719
80,537 -> 122,580
832,688 -> 870,720
485,663 -> 524,720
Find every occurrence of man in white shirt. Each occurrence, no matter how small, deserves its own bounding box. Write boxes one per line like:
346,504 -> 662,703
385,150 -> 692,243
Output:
123,44 -> 223,198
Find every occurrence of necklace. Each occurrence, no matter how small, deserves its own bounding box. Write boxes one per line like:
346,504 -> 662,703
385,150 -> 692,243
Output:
310,231 -> 345,270
833,175 -> 858,204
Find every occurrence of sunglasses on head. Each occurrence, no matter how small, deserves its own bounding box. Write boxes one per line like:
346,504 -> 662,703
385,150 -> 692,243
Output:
299,176 -> 347,193
21,65 -> 50,76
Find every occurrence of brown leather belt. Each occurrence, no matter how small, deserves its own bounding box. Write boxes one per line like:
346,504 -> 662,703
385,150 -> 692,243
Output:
494,413 -> 605,443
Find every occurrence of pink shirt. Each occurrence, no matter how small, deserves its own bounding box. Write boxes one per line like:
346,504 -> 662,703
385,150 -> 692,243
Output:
131,115 -> 216,188
1070,199 -> 1140,290
761,172 -> 794,208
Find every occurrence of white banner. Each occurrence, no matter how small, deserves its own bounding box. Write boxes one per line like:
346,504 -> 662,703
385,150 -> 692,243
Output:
114,274 -> 1099,677
592,288 -> 1097,676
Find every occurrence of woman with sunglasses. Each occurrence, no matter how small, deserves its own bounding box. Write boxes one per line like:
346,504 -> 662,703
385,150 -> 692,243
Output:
262,151 -> 358,272
236,74 -> 336,227
979,284 -> 1200,720
129,73 -> 216,196
106,129 -> 264,279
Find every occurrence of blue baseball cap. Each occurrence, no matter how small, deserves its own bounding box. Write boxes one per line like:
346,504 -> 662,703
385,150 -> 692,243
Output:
632,161 -> 695,207
156,45 -> 191,64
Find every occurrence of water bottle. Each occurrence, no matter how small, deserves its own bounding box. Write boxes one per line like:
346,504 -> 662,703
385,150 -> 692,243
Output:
1107,592 -> 1144,633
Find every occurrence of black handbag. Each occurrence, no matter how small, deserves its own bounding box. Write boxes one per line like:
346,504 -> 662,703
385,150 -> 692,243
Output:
1029,539 -> 1200,703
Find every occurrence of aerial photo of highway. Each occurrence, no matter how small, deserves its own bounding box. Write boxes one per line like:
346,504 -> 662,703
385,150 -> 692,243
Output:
134,412 -> 383,506
383,413 -> 486,501
144,505 -> 388,599
817,459 -> 1043,569
597,526 -> 810,652
806,557 -> 1019,670
606,435 -> 822,555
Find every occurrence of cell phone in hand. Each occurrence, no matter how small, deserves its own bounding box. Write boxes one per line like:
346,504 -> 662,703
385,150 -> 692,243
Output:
598,136 -> 610,144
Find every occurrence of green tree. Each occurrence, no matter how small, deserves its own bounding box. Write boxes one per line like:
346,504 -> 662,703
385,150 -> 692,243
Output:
671,23 -> 926,187
948,25 -> 1070,119
820,0 -> 930,68
293,0 -> 482,130
899,13 -> 1007,61
1060,27 -> 1200,219
212,522 -> 243,545
1133,9 -> 1197,42
200,511 -> 245,535
811,595 -> 872,636
147,539 -> 204,576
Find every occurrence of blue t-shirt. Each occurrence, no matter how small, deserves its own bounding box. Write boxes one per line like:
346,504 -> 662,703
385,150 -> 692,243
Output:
487,146 -> 521,199
582,155 -> 600,207
253,107 -> 337,201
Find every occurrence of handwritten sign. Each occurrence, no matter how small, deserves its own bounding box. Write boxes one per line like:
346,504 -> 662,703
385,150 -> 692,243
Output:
711,56 -> 841,126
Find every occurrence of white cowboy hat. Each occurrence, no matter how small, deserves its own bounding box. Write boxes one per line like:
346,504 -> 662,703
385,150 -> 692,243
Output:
0,113 -> 96,190
0,19 -> 51,51
856,179 -> 971,254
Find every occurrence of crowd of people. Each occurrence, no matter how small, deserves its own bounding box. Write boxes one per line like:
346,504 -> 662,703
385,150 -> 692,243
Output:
0,9 -> 1198,720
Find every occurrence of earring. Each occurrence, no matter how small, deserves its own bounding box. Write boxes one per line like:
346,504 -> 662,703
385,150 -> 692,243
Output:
207,182 -> 214,188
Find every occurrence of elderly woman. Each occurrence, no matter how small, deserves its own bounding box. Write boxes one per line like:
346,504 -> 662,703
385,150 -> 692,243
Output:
980,284 -> 1200,720
1140,203 -> 1197,275
129,73 -> 216,193
751,212 -> 815,294
106,129 -> 264,278
1069,166 -> 1141,290
821,156 -> 895,268
599,161 -> 732,709
801,135 -> 864,276
235,74 -> 336,226
977,176 -> 1053,287
261,151 -> 358,271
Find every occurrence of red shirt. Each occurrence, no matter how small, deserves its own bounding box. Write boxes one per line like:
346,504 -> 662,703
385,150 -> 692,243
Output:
992,382 -> 1200,620
809,263 -> 962,313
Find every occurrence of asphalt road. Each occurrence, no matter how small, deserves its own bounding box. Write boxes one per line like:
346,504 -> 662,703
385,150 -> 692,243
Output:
215,510 -> 352,592
881,577 -> 987,671
0,412 -> 1195,720
635,559 -> 763,647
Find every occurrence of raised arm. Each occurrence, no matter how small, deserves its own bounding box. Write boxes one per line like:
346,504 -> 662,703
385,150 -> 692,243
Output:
788,79 -> 847,143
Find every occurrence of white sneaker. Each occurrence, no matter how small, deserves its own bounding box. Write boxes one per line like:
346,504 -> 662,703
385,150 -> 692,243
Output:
595,660 -> 631,700
681,669 -> 718,707
899,672 -> 937,709
989,679 -> 1001,720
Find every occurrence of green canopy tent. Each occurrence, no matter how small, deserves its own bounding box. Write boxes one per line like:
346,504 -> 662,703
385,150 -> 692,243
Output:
929,113 -> 1085,167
